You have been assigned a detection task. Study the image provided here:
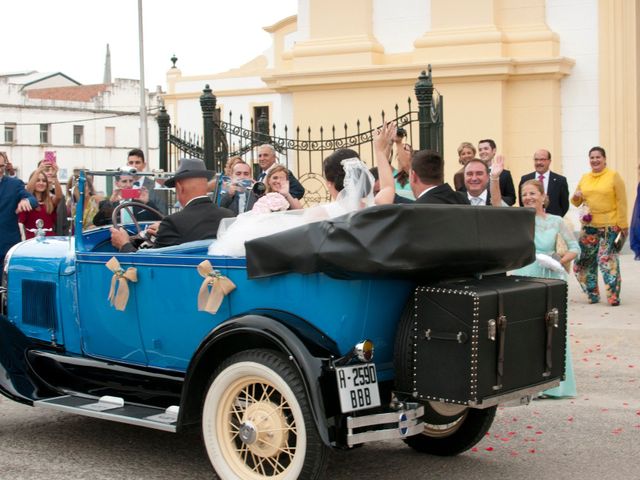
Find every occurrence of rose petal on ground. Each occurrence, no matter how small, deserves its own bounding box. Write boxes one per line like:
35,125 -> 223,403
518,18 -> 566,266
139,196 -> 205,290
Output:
535,431 -> 543,435
510,451 -> 519,457
601,408 -> 609,412
485,447 -> 494,452
508,431 -> 517,436
526,425 -> 533,429
567,417 -> 574,422
471,447 -> 478,452
529,449 -> 536,454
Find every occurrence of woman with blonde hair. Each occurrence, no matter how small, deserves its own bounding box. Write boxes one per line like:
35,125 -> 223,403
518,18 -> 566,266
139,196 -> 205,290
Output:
513,178 -> 579,398
251,164 -> 302,211
66,172 -> 102,230
453,142 -> 476,191
18,165 -> 63,239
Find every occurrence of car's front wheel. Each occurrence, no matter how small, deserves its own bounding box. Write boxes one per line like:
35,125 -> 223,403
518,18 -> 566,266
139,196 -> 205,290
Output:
202,349 -> 328,480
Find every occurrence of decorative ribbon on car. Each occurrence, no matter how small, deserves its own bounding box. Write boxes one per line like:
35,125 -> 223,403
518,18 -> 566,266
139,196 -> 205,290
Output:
197,260 -> 236,314
106,257 -> 138,311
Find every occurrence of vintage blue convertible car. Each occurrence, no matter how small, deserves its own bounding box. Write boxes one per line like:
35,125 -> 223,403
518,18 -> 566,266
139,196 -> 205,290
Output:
0,171 -> 567,479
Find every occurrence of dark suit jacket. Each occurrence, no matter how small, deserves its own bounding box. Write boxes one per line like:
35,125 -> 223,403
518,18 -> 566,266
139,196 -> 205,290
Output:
1,176 -> 38,263
415,183 -> 471,205
257,169 -> 305,199
458,169 -> 516,206
120,197 -> 233,252
219,191 -> 258,215
518,171 -> 569,217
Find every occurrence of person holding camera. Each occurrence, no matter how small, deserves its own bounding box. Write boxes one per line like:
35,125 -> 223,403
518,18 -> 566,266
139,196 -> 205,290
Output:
219,161 -> 260,215
93,172 -> 161,226
391,127 -> 415,201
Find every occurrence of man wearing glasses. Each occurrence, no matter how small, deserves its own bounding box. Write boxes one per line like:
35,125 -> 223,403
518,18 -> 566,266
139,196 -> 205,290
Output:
0,152 -> 38,267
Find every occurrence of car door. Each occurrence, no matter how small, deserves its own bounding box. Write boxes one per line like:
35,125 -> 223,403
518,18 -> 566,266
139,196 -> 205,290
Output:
75,251 -> 148,365
132,250 -> 232,371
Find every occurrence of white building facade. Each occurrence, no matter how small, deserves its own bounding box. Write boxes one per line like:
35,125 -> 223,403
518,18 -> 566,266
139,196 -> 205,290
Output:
1,72 -> 161,193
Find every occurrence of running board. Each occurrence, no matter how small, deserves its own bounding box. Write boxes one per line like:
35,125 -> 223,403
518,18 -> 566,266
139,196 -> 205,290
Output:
34,395 -> 179,432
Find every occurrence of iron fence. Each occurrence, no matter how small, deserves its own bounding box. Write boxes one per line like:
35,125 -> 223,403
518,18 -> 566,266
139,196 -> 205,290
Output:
158,67 -> 442,206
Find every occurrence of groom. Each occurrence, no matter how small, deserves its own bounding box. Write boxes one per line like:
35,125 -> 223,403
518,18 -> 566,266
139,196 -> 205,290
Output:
409,150 -> 470,205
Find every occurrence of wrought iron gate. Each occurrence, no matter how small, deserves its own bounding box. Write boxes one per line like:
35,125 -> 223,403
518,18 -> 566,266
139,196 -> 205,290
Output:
157,67 -> 442,205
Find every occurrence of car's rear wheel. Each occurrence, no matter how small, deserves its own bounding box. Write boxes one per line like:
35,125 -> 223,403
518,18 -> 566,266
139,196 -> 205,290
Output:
202,349 -> 328,480
404,403 -> 496,456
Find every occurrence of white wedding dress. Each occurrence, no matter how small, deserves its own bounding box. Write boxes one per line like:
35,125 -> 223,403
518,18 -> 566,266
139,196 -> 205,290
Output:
209,158 -> 374,257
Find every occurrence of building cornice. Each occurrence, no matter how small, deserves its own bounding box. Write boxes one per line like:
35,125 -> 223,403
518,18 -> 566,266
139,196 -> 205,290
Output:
261,57 -> 575,91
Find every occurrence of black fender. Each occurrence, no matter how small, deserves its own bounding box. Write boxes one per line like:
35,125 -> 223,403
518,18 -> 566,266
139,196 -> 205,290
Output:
178,310 -> 341,446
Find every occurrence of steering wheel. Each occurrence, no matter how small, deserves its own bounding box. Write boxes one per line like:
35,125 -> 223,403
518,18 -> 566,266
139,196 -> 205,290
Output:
111,201 -> 165,247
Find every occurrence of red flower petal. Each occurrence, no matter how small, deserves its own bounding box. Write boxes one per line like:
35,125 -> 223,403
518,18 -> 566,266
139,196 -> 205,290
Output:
567,417 -> 574,422
471,447 -> 478,452
485,447 -> 494,452
529,449 -> 536,453
535,431 -> 543,435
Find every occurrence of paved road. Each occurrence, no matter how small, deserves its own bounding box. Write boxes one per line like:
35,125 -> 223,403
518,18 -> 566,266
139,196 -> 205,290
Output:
1,256 -> 638,480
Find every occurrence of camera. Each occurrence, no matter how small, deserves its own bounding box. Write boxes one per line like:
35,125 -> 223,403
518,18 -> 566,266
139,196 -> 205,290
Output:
252,181 -> 266,197
396,127 -> 407,138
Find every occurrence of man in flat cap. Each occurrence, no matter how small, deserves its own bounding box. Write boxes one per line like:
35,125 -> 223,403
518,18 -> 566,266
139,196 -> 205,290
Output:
110,158 -> 233,252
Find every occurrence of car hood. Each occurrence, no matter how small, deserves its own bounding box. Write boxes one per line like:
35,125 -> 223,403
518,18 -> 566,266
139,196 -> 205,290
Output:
7,237 -> 75,276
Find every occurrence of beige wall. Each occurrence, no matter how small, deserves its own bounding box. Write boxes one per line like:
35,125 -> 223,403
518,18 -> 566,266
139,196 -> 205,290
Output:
165,0 -> 639,217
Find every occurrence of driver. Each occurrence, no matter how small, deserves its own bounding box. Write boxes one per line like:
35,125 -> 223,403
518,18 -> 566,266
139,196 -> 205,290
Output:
110,158 -> 234,252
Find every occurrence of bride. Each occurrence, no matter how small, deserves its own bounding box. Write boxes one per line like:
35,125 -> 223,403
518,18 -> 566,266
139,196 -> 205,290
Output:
209,148 -> 376,257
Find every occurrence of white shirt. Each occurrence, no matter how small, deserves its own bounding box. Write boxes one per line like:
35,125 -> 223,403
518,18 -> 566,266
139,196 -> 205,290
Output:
417,185 -> 438,199
467,190 -> 488,206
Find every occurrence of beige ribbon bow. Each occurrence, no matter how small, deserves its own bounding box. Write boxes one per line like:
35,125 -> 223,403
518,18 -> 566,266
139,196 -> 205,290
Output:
197,260 -> 236,314
106,257 -> 138,311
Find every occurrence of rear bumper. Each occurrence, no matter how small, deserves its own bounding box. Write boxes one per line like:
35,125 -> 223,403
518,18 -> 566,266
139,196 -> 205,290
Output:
345,403 -> 424,447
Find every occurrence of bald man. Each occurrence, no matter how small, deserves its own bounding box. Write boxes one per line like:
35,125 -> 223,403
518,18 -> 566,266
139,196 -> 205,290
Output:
111,158 -> 233,252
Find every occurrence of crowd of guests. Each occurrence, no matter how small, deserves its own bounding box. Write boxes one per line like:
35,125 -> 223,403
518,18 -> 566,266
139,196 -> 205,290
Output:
0,148 -> 169,266
2,127 -> 640,402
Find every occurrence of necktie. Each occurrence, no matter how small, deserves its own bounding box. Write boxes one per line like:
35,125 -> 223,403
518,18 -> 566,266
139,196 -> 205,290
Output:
538,174 -> 544,183
258,172 -> 266,182
238,192 -> 247,214
471,196 -> 483,206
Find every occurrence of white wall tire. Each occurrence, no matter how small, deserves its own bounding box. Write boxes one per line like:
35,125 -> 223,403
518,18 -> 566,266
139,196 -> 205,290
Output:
202,349 -> 327,480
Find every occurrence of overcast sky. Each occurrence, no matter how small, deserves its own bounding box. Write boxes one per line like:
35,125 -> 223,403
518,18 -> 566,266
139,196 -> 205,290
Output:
3,0 -> 297,90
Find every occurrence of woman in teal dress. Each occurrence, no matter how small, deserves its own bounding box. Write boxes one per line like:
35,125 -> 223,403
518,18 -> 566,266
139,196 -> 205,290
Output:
514,179 -> 579,398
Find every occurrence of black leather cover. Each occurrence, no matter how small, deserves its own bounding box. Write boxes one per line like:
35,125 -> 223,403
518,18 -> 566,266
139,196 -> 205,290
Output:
245,204 -> 535,280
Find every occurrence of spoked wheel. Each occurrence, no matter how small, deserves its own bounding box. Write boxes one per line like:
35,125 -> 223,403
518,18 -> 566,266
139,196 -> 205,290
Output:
202,349 -> 328,480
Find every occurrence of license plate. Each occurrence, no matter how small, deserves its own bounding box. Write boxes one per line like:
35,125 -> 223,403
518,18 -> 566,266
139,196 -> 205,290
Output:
335,364 -> 381,413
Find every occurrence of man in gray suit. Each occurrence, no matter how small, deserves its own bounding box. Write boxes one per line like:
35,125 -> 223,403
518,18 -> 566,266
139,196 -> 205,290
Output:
127,148 -> 168,214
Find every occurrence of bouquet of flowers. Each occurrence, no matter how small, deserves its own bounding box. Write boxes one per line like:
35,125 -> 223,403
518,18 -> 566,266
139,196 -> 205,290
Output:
578,203 -> 592,224
252,192 -> 290,214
